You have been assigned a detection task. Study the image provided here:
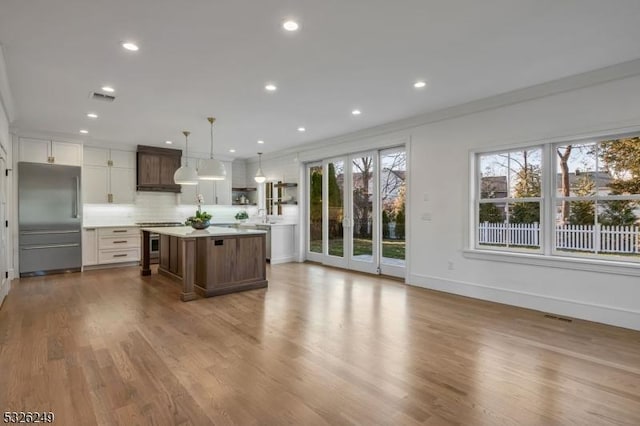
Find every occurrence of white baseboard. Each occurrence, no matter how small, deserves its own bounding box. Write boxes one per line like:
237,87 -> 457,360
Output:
0,279 -> 10,308
269,256 -> 297,265
408,273 -> 640,331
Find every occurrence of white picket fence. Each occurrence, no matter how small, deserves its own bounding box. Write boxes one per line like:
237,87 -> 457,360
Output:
478,222 -> 640,253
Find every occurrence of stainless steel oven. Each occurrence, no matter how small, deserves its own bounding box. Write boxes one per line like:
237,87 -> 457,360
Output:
136,222 -> 183,265
150,233 -> 160,263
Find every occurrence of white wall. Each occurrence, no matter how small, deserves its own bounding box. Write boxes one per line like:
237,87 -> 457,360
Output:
407,74 -> 640,330
269,69 -> 640,330
0,93 -> 11,306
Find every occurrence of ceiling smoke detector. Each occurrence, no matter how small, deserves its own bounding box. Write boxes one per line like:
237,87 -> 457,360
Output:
89,91 -> 116,102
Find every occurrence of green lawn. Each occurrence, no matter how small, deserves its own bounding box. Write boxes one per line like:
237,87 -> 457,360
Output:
309,238 -> 405,259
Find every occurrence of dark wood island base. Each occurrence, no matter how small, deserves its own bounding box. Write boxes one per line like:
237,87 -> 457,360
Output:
140,227 -> 267,301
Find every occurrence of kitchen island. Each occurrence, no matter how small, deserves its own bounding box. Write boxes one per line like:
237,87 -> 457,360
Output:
140,226 -> 268,301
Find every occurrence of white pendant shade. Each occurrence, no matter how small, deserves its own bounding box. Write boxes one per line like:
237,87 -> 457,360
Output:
174,130 -> 199,185
199,116 -> 226,181
254,152 -> 266,183
254,167 -> 266,183
174,165 -> 199,185
198,158 -> 226,180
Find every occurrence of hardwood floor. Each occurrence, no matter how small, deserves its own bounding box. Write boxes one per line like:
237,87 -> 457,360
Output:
1,263 -> 639,425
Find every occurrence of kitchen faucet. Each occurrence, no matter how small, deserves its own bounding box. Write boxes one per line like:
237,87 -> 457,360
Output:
257,208 -> 268,224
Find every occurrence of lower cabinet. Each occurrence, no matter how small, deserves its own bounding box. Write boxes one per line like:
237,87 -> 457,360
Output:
83,227 -> 140,267
159,234 -> 267,296
82,228 -> 98,266
269,225 -> 296,264
241,224 -> 296,264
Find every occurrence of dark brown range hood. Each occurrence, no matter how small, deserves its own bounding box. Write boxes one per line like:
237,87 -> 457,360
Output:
136,145 -> 182,193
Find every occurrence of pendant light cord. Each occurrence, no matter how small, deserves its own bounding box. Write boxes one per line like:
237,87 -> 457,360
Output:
183,131 -> 190,166
208,117 -> 216,159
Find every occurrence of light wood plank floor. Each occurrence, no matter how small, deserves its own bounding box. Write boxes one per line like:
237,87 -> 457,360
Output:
1,263 -> 639,425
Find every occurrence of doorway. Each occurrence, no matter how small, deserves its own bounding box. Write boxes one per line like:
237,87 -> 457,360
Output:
305,147 -> 406,277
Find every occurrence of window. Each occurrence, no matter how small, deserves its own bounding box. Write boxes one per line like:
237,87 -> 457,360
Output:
474,135 -> 640,263
478,148 -> 543,251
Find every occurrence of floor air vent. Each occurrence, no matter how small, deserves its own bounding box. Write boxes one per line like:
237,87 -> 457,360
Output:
89,92 -> 116,102
544,314 -> 573,323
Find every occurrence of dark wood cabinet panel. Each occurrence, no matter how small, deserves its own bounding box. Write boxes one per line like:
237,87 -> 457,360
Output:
136,145 -> 182,192
160,234 -> 267,298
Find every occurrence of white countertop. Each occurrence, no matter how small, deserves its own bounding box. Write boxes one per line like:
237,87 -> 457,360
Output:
139,225 -> 267,238
237,222 -> 297,228
83,224 -> 137,229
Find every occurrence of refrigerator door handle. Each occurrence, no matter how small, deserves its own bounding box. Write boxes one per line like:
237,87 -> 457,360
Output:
21,243 -> 80,250
20,230 -> 80,235
73,176 -> 80,219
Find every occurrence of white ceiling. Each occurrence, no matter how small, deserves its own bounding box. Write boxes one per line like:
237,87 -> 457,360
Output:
1,0 -> 640,158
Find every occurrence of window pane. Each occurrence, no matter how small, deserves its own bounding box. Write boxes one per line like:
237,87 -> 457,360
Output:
556,201 -> 639,257
556,142 -> 597,197
555,202 -> 596,254
352,156 -> 374,259
598,200 -> 639,227
478,202 -> 540,249
598,200 -> 639,256
478,202 -> 507,247
480,153 -> 508,199
380,148 -> 406,264
509,201 -> 540,225
509,149 -> 542,198
308,165 -> 323,253
328,160 -> 344,257
598,137 -> 640,195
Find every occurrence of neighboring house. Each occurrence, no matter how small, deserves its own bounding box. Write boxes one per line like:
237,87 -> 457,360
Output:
556,170 -> 614,196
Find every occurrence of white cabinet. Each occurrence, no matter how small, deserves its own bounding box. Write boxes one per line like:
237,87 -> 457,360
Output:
269,224 -> 296,264
82,228 -> 98,266
83,147 -> 136,204
97,227 -> 140,264
240,223 -> 296,264
19,137 -> 82,166
179,159 -> 232,205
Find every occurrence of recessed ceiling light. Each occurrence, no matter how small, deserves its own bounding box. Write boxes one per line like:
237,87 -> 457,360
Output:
121,42 -> 139,51
265,84 -> 277,92
297,127 -> 306,132
80,129 -> 89,134
352,109 -> 361,116
257,140 -> 265,144
86,113 -> 98,119
414,80 -> 427,89
229,149 -> 236,153
283,20 -> 299,31
101,86 -> 115,93
165,140 -> 172,144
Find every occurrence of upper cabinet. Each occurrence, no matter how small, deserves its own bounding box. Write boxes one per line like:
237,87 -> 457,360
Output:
136,145 -> 182,193
178,158 -> 232,205
19,137 -> 82,166
83,147 -> 136,204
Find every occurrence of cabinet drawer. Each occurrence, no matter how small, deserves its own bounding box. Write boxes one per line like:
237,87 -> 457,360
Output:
98,235 -> 140,250
98,227 -> 139,238
98,248 -> 140,264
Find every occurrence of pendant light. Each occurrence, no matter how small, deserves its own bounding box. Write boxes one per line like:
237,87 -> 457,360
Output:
198,117 -> 226,180
254,152 -> 266,183
173,131 -> 199,185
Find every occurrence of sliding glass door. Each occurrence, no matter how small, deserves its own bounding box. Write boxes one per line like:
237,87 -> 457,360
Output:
379,147 -> 406,277
306,147 -> 405,277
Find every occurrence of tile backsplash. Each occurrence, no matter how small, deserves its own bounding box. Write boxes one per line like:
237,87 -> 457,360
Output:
83,192 -> 298,226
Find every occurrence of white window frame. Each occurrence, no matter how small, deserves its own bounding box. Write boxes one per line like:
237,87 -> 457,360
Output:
467,132 -> 640,276
474,145 -> 546,254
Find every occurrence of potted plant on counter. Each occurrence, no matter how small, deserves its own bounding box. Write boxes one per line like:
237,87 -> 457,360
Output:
185,194 -> 212,229
235,210 -> 249,223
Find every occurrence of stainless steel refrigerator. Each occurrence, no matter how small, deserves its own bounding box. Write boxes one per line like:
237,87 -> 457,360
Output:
18,162 -> 82,276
